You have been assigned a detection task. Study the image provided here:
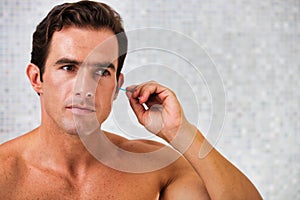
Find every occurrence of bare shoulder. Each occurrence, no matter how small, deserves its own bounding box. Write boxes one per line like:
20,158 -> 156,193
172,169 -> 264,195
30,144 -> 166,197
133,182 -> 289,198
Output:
0,140 -> 18,170
104,131 -> 199,173
0,132 -> 32,190
0,136 -> 23,168
0,141 -> 20,194
105,132 -> 210,198
104,131 -> 171,153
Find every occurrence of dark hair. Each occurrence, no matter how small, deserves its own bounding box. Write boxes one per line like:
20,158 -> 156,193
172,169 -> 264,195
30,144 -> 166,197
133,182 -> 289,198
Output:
31,0 -> 127,81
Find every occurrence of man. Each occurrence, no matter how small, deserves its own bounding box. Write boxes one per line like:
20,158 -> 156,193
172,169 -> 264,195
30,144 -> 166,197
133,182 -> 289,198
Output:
0,1 -> 262,199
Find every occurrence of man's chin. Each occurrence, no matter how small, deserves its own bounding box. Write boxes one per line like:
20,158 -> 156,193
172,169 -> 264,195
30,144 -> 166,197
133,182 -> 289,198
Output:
60,115 -> 100,136
62,125 -> 99,136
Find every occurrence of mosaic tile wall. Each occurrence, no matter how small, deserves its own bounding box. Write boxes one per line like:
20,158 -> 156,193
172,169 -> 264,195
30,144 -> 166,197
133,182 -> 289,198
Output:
1,0 -> 299,199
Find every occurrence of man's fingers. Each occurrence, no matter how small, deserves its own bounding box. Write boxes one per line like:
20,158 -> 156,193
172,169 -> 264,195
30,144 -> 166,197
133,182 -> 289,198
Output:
128,82 -> 168,104
128,95 -> 147,125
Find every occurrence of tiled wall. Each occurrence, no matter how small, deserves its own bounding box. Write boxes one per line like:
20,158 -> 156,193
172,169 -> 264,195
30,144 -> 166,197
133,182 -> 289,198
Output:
1,0 -> 299,198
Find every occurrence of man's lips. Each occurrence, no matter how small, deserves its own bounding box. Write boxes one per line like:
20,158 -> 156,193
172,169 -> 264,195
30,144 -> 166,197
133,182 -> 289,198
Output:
66,105 -> 96,115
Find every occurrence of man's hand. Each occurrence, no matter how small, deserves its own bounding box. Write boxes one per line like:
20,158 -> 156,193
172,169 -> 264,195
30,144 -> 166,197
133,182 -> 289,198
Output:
126,81 -> 190,142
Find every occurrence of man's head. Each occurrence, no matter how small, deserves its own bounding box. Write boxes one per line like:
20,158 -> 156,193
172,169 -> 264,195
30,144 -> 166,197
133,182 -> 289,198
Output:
31,0 -> 127,81
27,1 -> 127,134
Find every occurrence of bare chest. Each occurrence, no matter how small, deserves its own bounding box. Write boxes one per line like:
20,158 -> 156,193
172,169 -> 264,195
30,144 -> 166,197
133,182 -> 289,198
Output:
5,168 -> 163,200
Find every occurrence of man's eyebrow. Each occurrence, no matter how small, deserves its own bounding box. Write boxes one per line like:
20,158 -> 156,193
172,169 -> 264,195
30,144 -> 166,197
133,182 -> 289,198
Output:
54,58 -> 81,66
54,58 -> 116,71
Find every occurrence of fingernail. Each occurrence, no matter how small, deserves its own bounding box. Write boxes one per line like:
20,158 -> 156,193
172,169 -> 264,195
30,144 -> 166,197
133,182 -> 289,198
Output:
126,91 -> 132,99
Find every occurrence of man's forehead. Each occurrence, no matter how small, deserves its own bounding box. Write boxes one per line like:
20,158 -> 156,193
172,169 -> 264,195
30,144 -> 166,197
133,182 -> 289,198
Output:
50,27 -> 118,50
48,27 -> 119,65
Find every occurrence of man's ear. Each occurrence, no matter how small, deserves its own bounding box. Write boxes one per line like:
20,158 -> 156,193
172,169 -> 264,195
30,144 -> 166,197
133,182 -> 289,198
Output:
114,73 -> 124,100
26,63 -> 43,94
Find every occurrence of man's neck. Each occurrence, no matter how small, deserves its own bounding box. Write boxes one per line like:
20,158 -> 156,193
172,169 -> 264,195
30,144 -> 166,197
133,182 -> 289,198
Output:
26,124 -> 100,181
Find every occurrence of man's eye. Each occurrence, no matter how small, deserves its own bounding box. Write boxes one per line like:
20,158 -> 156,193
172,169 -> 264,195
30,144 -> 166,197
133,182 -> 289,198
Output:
61,65 -> 75,71
95,69 -> 111,77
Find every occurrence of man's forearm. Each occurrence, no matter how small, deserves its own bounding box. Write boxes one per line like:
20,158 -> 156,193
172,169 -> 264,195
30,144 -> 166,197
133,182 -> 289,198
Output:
171,124 -> 262,200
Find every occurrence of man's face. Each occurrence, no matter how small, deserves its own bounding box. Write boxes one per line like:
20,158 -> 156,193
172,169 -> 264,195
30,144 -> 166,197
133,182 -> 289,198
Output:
39,27 -> 121,134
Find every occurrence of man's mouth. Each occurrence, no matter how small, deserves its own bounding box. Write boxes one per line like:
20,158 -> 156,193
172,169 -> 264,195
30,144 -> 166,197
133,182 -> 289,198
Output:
66,105 -> 96,115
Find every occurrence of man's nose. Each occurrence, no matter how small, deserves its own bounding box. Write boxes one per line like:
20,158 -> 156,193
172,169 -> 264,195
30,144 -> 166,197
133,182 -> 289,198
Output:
74,67 -> 98,98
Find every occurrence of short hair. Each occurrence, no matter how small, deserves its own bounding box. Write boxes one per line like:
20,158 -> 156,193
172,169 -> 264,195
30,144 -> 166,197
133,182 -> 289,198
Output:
31,0 -> 127,81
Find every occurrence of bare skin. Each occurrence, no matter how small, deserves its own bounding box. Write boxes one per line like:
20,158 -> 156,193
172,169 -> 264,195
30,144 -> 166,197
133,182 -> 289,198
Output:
0,27 -> 262,199
0,129 -> 209,200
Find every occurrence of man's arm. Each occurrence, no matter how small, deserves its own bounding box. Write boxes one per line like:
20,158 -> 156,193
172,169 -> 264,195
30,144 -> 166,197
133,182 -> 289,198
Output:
176,125 -> 262,199
160,156 -> 211,200
126,81 -> 262,200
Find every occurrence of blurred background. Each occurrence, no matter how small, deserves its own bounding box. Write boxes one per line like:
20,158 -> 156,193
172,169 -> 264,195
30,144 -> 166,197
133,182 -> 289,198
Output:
1,0 -> 299,198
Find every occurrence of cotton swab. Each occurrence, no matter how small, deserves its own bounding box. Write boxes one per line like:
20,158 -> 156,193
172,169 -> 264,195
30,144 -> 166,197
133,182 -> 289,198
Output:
118,87 -> 131,92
